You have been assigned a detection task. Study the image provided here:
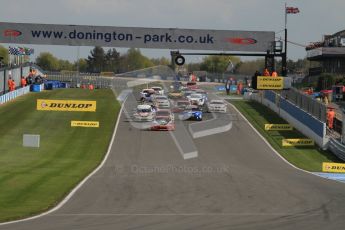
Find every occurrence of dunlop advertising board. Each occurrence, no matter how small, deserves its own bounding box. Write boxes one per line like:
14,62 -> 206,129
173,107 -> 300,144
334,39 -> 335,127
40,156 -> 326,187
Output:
282,139 -> 314,147
257,76 -> 284,90
71,121 -> 99,128
322,162 -> 345,173
264,124 -> 293,131
0,22 -> 274,52
37,99 -> 96,112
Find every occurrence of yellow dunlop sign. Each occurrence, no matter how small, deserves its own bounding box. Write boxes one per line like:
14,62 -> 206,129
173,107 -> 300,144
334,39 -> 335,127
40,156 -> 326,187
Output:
257,76 -> 283,90
265,124 -> 293,131
71,121 -> 99,128
322,162 -> 345,173
282,139 -> 314,147
37,99 -> 96,112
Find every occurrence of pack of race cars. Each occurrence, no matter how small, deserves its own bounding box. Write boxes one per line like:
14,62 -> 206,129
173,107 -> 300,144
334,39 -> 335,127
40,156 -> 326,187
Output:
134,83 -> 227,131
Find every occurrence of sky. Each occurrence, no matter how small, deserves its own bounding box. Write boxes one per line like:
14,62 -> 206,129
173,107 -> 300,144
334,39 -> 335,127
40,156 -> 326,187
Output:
0,0 -> 344,63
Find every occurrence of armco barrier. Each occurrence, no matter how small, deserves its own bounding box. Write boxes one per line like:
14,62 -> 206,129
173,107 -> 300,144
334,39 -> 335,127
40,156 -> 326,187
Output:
328,138 -> 345,161
0,86 -> 30,105
252,91 -> 327,147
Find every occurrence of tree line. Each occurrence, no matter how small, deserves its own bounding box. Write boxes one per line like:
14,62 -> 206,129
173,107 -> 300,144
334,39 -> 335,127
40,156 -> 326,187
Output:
0,44 -> 311,75
35,47 -> 170,73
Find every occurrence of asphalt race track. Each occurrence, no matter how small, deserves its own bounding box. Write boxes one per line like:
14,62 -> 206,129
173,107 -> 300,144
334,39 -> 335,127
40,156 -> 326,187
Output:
2,82 -> 345,229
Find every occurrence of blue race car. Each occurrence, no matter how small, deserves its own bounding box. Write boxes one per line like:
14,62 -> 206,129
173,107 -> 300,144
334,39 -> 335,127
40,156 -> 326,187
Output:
178,105 -> 203,121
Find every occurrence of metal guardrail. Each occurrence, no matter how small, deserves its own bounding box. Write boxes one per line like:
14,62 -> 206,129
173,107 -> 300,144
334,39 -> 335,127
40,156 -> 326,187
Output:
328,138 -> 345,161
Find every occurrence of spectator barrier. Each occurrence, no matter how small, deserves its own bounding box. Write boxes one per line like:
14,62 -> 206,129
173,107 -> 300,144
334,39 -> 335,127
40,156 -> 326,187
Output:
0,86 -> 30,105
0,63 -> 45,95
250,91 -> 328,148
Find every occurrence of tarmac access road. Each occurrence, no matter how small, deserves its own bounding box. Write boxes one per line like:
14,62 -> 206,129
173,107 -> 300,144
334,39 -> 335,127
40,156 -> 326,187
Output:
2,85 -> 345,230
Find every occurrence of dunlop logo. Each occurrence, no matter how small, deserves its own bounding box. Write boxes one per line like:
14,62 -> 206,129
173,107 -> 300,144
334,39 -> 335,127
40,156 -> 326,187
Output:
282,139 -> 314,147
37,99 -> 96,112
265,124 -> 293,131
71,121 -> 99,128
323,163 -> 345,173
257,76 -> 283,90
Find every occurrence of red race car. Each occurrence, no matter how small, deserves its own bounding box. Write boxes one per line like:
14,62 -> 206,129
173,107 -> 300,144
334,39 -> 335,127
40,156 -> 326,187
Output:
151,109 -> 175,131
171,99 -> 191,113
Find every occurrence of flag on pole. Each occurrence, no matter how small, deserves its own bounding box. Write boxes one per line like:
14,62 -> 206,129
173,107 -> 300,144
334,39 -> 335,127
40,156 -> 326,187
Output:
8,47 -> 20,55
18,47 -> 25,55
8,47 -> 34,55
286,7 -> 300,14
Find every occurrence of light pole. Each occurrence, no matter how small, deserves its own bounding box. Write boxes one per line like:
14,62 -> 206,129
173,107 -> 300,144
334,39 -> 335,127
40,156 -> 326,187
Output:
76,46 -> 80,77
282,3 -> 288,77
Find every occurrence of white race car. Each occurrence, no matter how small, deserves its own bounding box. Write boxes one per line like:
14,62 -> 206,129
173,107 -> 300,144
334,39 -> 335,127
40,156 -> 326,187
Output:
207,100 -> 227,113
139,89 -> 155,102
154,95 -> 170,109
187,93 -> 205,106
133,104 -> 155,121
151,86 -> 164,95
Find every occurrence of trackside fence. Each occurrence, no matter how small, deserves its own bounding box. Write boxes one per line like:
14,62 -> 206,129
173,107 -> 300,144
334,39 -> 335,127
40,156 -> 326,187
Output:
250,91 -> 328,148
0,63 -> 45,95
281,87 -> 327,122
328,138 -> 345,161
47,74 -> 113,89
0,86 -> 30,105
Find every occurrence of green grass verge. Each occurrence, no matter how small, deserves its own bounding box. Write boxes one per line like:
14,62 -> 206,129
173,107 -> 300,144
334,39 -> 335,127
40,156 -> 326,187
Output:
0,89 -> 120,222
230,100 -> 341,172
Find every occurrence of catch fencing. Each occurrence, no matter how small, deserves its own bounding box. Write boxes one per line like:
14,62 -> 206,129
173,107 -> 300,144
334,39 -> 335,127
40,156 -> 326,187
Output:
280,87 -> 327,122
47,74 -> 114,89
250,90 -> 327,147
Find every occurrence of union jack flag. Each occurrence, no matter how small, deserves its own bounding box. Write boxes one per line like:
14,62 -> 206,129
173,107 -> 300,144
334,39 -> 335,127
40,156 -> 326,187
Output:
286,7 -> 300,14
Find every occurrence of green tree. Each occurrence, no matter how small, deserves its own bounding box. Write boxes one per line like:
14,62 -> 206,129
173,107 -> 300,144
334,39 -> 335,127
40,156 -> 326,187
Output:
236,59 -> 265,75
187,62 -> 202,72
87,46 -> 106,73
121,48 -> 153,71
58,59 -> 74,71
36,52 -> 60,71
200,56 -> 240,73
150,57 -> 170,66
316,73 -> 336,91
276,59 -> 306,75
104,48 -> 120,72
74,58 -> 88,72
0,45 -> 9,65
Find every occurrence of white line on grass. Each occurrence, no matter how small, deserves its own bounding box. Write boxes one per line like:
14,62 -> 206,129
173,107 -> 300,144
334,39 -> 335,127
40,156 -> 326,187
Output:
225,99 -> 345,184
0,99 -> 125,226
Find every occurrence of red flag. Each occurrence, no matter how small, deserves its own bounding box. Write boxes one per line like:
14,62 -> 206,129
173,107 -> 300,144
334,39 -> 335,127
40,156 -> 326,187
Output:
286,7 -> 300,14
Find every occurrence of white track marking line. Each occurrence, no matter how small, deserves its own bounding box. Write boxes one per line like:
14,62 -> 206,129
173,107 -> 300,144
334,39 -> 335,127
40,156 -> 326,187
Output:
0,99 -> 125,226
50,212 -> 342,217
225,99 -> 345,184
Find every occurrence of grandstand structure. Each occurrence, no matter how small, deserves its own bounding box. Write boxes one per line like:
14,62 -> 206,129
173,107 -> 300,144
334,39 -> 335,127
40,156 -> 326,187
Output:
306,29 -> 345,75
